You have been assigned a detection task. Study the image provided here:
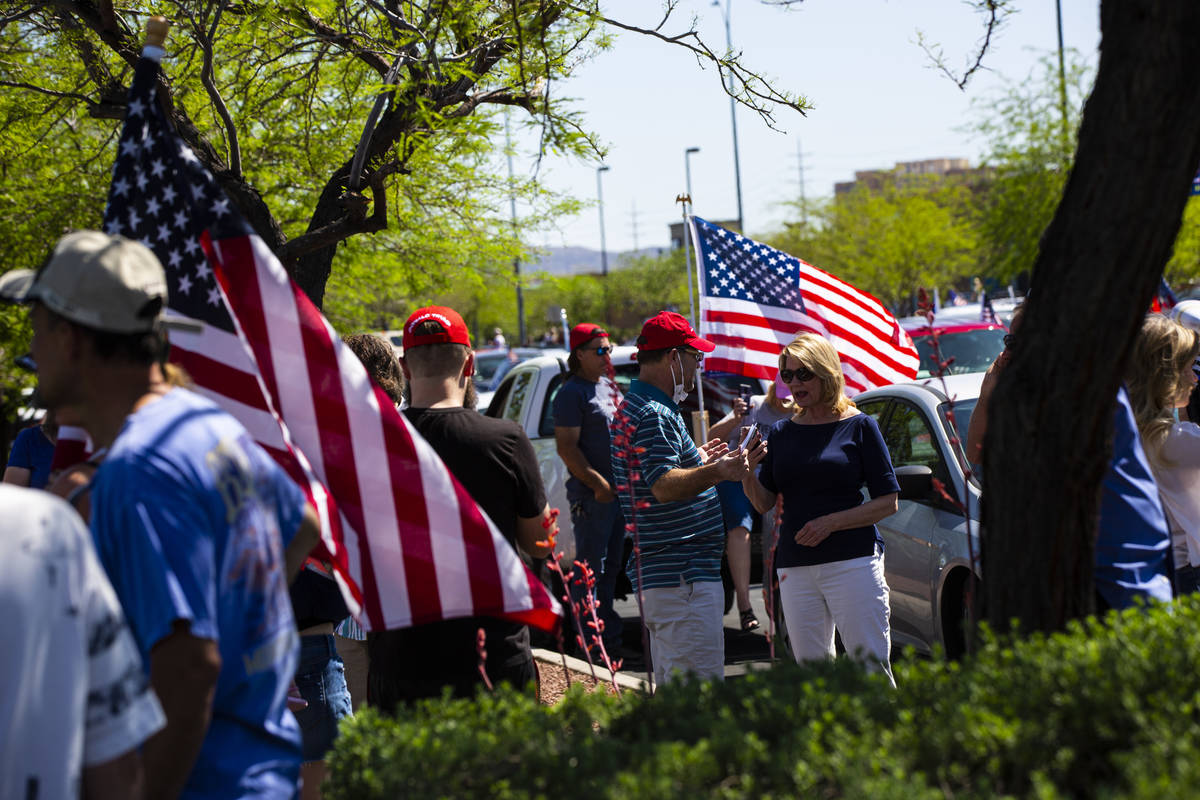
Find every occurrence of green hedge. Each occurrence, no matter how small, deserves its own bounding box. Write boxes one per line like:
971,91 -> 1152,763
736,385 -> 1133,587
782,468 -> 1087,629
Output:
327,596 -> 1200,799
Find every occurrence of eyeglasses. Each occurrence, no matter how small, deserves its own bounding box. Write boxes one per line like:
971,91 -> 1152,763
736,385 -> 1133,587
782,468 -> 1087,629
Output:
593,346 -> 613,356
779,366 -> 816,383
676,348 -> 703,363
1003,334 -> 1016,349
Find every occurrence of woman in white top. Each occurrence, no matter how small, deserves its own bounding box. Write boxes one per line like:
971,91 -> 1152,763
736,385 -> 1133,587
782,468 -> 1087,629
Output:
1125,314 -> 1200,594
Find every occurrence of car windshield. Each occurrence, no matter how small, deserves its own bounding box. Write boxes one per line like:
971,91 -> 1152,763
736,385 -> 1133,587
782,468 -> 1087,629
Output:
912,328 -> 1006,378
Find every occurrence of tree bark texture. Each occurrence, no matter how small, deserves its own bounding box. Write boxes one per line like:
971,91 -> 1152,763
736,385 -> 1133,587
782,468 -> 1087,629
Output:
982,0 -> 1200,634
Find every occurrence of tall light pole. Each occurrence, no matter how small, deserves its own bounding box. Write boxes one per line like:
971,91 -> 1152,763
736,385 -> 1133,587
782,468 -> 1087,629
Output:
714,0 -> 744,232
597,165 -> 610,277
597,164 -> 611,326
684,146 -> 700,202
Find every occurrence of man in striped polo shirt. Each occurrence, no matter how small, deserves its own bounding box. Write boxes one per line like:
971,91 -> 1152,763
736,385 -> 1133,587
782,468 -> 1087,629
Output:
612,311 -> 753,686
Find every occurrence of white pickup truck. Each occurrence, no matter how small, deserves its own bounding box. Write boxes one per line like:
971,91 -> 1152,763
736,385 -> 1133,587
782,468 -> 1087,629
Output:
483,346 -> 767,607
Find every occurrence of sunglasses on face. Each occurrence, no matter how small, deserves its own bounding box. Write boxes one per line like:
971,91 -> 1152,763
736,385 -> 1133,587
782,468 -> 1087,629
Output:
675,348 -> 703,363
779,366 -> 816,383
592,345 -> 613,356
1003,334 -> 1016,349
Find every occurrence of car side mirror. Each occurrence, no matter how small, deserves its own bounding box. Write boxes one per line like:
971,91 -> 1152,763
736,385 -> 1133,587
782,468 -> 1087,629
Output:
894,464 -> 934,500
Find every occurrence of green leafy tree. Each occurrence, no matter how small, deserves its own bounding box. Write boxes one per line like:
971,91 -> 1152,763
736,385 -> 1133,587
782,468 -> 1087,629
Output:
970,51 -> 1093,284
767,173 -> 983,311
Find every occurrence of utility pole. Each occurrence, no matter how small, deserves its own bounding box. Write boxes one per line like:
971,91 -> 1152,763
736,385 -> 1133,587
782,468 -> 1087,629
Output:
504,111 -> 525,346
1054,0 -> 1071,151
796,137 -> 808,227
714,0 -> 744,232
629,199 -> 641,252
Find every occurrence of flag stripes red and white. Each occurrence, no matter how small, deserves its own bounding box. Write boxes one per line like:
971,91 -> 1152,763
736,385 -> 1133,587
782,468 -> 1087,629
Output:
100,50 -> 560,634
690,217 -> 918,394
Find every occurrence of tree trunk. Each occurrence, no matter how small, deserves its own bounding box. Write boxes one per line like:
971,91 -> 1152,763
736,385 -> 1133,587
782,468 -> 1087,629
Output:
982,0 -> 1200,634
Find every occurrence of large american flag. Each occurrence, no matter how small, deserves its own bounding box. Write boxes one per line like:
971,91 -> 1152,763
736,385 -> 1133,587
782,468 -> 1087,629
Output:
691,217 -> 918,394
99,47 -> 560,633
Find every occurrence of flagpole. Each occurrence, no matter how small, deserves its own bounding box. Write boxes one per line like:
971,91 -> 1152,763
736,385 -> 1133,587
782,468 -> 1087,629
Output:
678,198 -> 709,442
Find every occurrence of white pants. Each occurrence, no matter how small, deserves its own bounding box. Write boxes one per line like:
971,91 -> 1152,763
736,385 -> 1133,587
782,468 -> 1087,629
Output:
777,551 -> 895,687
641,579 -> 725,686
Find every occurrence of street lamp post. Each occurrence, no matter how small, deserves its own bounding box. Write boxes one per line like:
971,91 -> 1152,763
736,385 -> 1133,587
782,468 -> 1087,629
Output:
714,0 -> 744,232
684,146 -> 700,203
597,164 -> 611,326
597,165 -> 610,277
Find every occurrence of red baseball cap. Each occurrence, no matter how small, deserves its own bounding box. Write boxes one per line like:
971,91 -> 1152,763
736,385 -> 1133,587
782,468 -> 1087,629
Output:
569,323 -> 609,351
637,311 -> 715,353
402,305 -> 471,350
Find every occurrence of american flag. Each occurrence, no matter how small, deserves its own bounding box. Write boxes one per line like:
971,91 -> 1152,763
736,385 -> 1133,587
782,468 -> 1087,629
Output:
99,47 -> 560,633
691,217 -> 918,394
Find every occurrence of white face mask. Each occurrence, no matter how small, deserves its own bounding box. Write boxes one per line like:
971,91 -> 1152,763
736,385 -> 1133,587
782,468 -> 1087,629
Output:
670,351 -> 691,404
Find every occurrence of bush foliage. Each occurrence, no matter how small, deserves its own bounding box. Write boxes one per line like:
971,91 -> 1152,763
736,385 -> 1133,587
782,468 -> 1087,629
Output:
328,597 -> 1200,798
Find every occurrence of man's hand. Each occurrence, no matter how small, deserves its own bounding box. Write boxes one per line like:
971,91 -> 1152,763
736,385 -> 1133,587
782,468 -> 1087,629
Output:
713,448 -> 751,482
593,478 -> 616,504
698,438 -> 729,464
731,396 -> 748,417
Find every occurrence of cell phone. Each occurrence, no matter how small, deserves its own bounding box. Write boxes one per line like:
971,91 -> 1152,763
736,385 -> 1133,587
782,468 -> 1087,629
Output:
738,383 -> 752,404
738,422 -> 759,451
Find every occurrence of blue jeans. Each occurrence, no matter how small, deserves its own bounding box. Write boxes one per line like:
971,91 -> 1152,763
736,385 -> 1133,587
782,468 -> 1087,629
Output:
294,634 -> 352,763
568,496 -> 626,651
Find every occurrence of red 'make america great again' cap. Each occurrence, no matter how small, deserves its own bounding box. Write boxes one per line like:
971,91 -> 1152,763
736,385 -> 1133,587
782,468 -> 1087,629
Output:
402,305 -> 472,350
569,323 -> 608,351
637,310 -> 715,353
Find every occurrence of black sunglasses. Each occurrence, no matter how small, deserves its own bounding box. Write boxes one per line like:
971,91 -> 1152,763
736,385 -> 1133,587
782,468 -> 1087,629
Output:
1003,334 -> 1016,349
592,345 -> 613,356
779,366 -> 816,383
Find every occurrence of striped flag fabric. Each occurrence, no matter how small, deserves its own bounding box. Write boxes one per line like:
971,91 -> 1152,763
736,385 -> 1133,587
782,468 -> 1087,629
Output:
690,217 -> 918,395
99,47 -> 560,634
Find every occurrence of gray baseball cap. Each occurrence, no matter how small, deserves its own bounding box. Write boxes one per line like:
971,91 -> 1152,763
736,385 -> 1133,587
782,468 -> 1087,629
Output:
0,231 -> 168,334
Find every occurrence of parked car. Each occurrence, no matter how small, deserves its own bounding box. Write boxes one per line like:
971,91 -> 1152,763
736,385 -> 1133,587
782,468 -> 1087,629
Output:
850,372 -> 985,658
475,347 -> 566,410
903,321 -> 1007,379
483,346 -> 767,607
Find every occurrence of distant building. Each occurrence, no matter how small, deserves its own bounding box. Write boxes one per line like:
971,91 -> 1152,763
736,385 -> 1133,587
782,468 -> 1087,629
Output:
669,219 -> 740,249
834,158 -> 988,196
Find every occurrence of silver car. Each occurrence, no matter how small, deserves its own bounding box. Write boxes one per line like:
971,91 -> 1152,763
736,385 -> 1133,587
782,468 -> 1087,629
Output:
852,372 -> 984,658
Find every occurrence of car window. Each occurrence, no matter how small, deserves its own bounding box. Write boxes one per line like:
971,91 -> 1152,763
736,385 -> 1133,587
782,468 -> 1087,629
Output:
538,373 -> 567,438
856,398 -> 889,426
502,369 -> 535,424
879,400 -> 957,504
912,328 -> 1006,378
486,373 -> 515,417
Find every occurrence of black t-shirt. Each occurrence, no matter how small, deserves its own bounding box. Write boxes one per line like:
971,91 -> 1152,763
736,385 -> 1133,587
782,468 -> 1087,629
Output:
368,407 -> 547,700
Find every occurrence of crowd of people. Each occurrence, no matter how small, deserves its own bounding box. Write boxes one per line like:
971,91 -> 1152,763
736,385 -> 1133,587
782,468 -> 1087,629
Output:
3,227 -> 1199,797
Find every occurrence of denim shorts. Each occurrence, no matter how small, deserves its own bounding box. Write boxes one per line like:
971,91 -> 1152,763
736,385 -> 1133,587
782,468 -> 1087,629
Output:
294,634 -> 353,763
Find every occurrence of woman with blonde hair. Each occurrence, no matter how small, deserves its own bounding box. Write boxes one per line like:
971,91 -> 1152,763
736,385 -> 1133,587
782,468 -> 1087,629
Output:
1125,314 -> 1200,594
743,333 -> 900,683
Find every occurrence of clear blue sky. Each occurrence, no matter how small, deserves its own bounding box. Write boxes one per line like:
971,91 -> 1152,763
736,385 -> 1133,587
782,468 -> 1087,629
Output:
514,0 -> 1100,255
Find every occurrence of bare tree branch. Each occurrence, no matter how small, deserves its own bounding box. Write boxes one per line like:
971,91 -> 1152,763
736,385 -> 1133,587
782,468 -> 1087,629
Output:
195,1 -> 242,176
917,0 -> 1013,91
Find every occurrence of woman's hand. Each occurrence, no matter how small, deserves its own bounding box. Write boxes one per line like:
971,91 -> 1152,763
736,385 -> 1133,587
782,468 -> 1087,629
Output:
795,514 -> 836,547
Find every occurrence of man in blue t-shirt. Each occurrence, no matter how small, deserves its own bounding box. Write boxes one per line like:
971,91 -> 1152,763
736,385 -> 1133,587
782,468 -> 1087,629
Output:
1,231 -> 320,798
553,322 -> 625,655
3,410 -> 56,488
611,311 -> 751,686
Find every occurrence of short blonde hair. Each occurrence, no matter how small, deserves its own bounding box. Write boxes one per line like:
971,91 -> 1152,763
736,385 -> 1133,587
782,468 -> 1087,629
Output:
779,333 -> 853,417
1126,314 -> 1200,463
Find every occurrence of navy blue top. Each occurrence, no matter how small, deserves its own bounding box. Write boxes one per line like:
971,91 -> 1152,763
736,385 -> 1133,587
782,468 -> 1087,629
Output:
552,374 -> 620,503
6,425 -> 55,489
757,413 -> 899,568
1094,386 -> 1172,608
